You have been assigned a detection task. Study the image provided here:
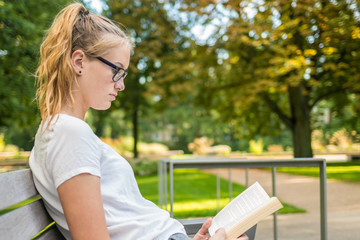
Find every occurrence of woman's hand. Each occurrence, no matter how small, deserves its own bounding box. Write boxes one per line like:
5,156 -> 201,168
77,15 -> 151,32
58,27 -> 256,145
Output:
193,218 -> 249,240
209,229 -> 249,240
193,218 -> 212,240
232,233 -> 249,240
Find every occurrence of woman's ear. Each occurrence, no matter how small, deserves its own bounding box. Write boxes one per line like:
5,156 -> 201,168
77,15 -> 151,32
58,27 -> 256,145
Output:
71,50 -> 86,75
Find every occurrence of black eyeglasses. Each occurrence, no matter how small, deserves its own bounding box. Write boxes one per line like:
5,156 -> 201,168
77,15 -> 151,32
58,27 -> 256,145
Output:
96,57 -> 127,82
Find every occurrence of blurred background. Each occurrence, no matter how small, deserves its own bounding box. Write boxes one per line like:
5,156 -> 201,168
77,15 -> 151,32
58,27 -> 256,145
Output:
0,0 -> 359,160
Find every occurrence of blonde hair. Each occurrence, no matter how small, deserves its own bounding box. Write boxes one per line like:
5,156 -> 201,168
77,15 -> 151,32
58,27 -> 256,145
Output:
35,2 -> 132,129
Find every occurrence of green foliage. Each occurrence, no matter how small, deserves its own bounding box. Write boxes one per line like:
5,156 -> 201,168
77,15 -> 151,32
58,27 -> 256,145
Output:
0,0 -> 73,150
187,137 -> 232,156
104,0 -> 193,156
101,137 -> 134,157
2,0 -> 359,155
267,145 -> 284,153
311,129 -> 327,151
0,134 -> 4,152
0,130 -> 24,153
129,158 -> 158,177
138,142 -> 169,155
102,136 -> 170,158
2,144 -> 20,153
329,129 -> 353,150
312,95 -> 360,150
139,102 -> 246,153
311,128 -> 360,151
207,145 -> 232,156
249,139 -> 264,154
170,0 -> 360,157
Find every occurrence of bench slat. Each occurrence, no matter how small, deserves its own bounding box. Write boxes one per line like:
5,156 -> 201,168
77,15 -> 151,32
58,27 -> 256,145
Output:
34,224 -> 65,240
0,169 -> 38,209
0,199 -> 55,239
180,218 -> 207,235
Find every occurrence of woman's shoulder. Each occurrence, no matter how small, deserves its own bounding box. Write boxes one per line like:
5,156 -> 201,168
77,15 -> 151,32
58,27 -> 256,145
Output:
53,114 -> 94,136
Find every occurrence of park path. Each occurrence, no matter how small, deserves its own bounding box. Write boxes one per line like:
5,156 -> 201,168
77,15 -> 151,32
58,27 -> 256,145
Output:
204,168 -> 360,240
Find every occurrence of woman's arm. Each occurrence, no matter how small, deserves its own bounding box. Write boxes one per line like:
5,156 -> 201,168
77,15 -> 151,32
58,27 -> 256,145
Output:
57,173 -> 110,240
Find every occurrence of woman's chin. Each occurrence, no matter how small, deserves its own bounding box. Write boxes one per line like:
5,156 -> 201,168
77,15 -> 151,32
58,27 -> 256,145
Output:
92,104 -> 111,111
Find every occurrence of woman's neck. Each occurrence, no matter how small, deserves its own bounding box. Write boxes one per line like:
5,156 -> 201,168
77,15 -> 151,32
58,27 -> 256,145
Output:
60,102 -> 87,120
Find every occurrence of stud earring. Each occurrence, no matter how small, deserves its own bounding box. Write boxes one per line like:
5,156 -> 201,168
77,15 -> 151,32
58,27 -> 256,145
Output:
79,71 -> 82,74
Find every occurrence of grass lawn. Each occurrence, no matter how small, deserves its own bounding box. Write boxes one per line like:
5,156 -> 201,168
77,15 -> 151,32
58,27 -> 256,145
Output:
276,161 -> 360,183
136,169 -> 305,219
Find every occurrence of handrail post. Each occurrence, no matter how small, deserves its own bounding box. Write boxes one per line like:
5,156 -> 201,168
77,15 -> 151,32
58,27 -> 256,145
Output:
216,169 -> 220,212
229,168 -> 232,200
245,168 -> 249,187
170,161 -> 174,217
158,160 -> 163,208
320,159 -> 328,240
272,167 -> 278,240
164,161 -> 168,212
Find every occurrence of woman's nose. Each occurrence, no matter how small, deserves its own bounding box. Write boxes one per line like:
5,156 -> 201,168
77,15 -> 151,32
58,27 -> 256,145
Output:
115,79 -> 125,91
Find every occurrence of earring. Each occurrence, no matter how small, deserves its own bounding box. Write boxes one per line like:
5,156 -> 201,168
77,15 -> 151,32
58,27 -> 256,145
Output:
79,70 -> 82,74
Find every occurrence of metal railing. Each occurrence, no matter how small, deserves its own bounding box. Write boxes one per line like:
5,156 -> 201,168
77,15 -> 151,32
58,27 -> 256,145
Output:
158,157 -> 327,240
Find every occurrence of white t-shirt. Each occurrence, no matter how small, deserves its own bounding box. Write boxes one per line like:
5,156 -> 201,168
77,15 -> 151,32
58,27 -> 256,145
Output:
29,114 -> 186,240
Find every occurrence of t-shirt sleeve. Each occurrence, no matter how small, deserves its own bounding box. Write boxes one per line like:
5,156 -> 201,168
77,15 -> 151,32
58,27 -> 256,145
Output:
47,118 -> 101,189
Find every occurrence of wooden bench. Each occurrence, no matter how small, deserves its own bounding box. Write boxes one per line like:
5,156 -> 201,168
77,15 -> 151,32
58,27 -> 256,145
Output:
0,169 -> 256,239
0,169 -> 64,239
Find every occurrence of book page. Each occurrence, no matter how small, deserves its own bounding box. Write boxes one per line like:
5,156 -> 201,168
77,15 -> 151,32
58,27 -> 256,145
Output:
209,182 -> 270,236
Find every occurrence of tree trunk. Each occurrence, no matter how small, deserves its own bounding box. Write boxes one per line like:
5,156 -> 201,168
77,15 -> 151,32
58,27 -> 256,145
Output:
288,85 -> 313,157
132,107 -> 139,158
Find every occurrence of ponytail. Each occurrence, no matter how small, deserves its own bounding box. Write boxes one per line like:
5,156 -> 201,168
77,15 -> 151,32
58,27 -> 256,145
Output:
35,2 -> 132,130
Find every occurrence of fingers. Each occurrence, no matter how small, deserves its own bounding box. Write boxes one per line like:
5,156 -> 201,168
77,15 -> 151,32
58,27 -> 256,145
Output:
235,234 -> 249,240
195,221 -> 248,240
209,228 -> 226,240
193,218 -> 213,240
208,229 -> 248,240
198,218 -> 213,235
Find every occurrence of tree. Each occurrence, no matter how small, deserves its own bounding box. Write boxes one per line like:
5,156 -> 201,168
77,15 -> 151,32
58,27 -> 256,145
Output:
139,95 -> 246,153
105,0 -> 193,157
0,0 -> 72,149
174,0 -> 360,157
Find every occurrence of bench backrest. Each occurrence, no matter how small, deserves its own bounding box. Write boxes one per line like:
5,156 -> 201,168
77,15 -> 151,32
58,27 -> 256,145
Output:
0,169 -> 64,240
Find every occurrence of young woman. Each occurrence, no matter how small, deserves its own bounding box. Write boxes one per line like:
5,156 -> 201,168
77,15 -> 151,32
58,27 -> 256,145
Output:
29,2 -> 248,240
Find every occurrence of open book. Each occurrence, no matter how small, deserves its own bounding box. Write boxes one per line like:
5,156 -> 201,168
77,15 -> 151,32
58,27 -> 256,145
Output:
208,182 -> 283,239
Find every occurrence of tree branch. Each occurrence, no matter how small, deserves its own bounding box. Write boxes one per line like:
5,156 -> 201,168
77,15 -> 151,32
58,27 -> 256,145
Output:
310,86 -> 357,110
260,92 -> 293,129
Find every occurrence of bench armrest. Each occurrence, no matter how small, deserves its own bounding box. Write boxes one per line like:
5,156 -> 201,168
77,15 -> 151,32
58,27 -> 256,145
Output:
180,218 -> 256,240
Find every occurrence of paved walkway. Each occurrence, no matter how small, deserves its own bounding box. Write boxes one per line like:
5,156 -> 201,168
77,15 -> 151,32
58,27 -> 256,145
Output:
204,168 -> 360,240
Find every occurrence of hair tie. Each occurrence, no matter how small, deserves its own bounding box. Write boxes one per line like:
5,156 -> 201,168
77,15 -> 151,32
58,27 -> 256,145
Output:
79,9 -> 90,20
